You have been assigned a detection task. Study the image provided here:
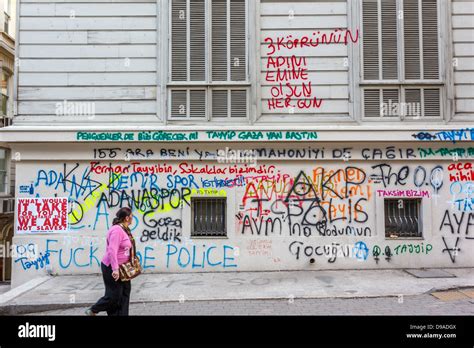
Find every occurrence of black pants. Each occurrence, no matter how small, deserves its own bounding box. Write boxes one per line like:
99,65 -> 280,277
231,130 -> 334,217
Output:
91,262 -> 131,316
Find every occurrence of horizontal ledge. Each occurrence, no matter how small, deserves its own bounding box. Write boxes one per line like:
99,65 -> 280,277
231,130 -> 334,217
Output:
0,125 -> 472,144
0,125 -> 472,132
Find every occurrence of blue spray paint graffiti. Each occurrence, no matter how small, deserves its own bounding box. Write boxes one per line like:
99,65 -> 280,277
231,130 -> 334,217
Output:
166,244 -> 237,269
17,240 -> 238,271
353,241 -> 369,260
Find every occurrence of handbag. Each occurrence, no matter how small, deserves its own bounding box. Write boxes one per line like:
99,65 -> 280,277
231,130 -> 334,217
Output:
117,224 -> 142,281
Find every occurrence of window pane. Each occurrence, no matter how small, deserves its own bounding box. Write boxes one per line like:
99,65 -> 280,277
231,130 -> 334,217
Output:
1,72 -> 8,117
1,72 -> 8,96
0,150 -> 7,193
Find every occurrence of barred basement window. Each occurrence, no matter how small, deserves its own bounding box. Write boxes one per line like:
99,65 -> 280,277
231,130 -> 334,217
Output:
169,0 -> 249,121
361,0 -> 443,120
191,197 -> 227,237
384,199 -> 422,238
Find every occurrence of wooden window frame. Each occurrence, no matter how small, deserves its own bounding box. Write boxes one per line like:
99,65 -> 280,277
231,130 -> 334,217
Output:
356,0 -> 451,122
162,0 -> 255,123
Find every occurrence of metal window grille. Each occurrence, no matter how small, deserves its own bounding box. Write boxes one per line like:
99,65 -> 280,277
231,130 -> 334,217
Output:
384,199 -> 422,238
191,197 -> 226,237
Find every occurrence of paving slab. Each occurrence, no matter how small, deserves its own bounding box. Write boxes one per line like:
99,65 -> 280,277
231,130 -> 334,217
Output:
1,268 -> 473,314
431,291 -> 470,302
459,289 -> 474,298
404,269 -> 456,278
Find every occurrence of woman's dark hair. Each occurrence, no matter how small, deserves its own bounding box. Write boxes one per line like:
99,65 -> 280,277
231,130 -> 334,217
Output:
112,207 -> 132,225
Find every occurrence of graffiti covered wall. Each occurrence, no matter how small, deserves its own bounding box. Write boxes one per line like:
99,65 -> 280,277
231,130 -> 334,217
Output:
10,141 -> 474,286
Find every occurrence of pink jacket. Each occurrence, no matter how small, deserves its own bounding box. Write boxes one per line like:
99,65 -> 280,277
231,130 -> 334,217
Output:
102,224 -> 132,271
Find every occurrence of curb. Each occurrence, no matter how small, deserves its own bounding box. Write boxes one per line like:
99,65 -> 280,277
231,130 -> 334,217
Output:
0,276 -> 51,305
0,302 -> 96,315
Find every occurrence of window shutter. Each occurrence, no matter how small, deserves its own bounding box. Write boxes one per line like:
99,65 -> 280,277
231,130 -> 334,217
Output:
230,0 -> 246,81
169,0 -> 248,121
212,0 -> 228,81
422,0 -> 439,79
362,0 -> 379,80
404,89 -> 421,117
190,0 -> 206,81
171,0 -> 187,81
381,0 -> 398,79
231,90 -> 247,117
212,90 -> 228,117
382,89 -> 399,117
190,90 -> 206,117
404,0 -> 421,79
171,90 -> 187,117
364,89 -> 381,117
423,88 -> 440,117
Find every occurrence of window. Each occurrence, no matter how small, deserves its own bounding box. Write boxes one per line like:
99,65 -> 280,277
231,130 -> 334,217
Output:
361,0 -> 442,120
0,149 -> 8,194
191,197 -> 227,237
384,199 -> 422,238
1,71 -> 9,118
169,0 -> 249,120
3,0 -> 10,34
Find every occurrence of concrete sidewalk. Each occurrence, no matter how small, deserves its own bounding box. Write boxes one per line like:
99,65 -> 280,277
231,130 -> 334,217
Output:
1,268 -> 473,314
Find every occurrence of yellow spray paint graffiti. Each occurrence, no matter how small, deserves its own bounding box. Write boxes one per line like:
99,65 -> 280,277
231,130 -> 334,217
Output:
69,174 -> 227,222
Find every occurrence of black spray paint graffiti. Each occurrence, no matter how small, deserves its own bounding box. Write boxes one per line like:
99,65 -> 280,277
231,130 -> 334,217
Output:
238,168 -> 370,237
439,211 -> 473,263
284,171 -> 328,235
372,243 -> 433,264
140,212 -> 182,243
370,164 -> 444,193
288,241 -> 369,263
238,171 -> 328,236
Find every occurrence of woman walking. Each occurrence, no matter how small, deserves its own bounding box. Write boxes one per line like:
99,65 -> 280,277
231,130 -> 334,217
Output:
86,207 -> 136,316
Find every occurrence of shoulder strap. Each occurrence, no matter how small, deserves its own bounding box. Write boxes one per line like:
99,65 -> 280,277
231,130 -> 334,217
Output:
119,224 -> 136,260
